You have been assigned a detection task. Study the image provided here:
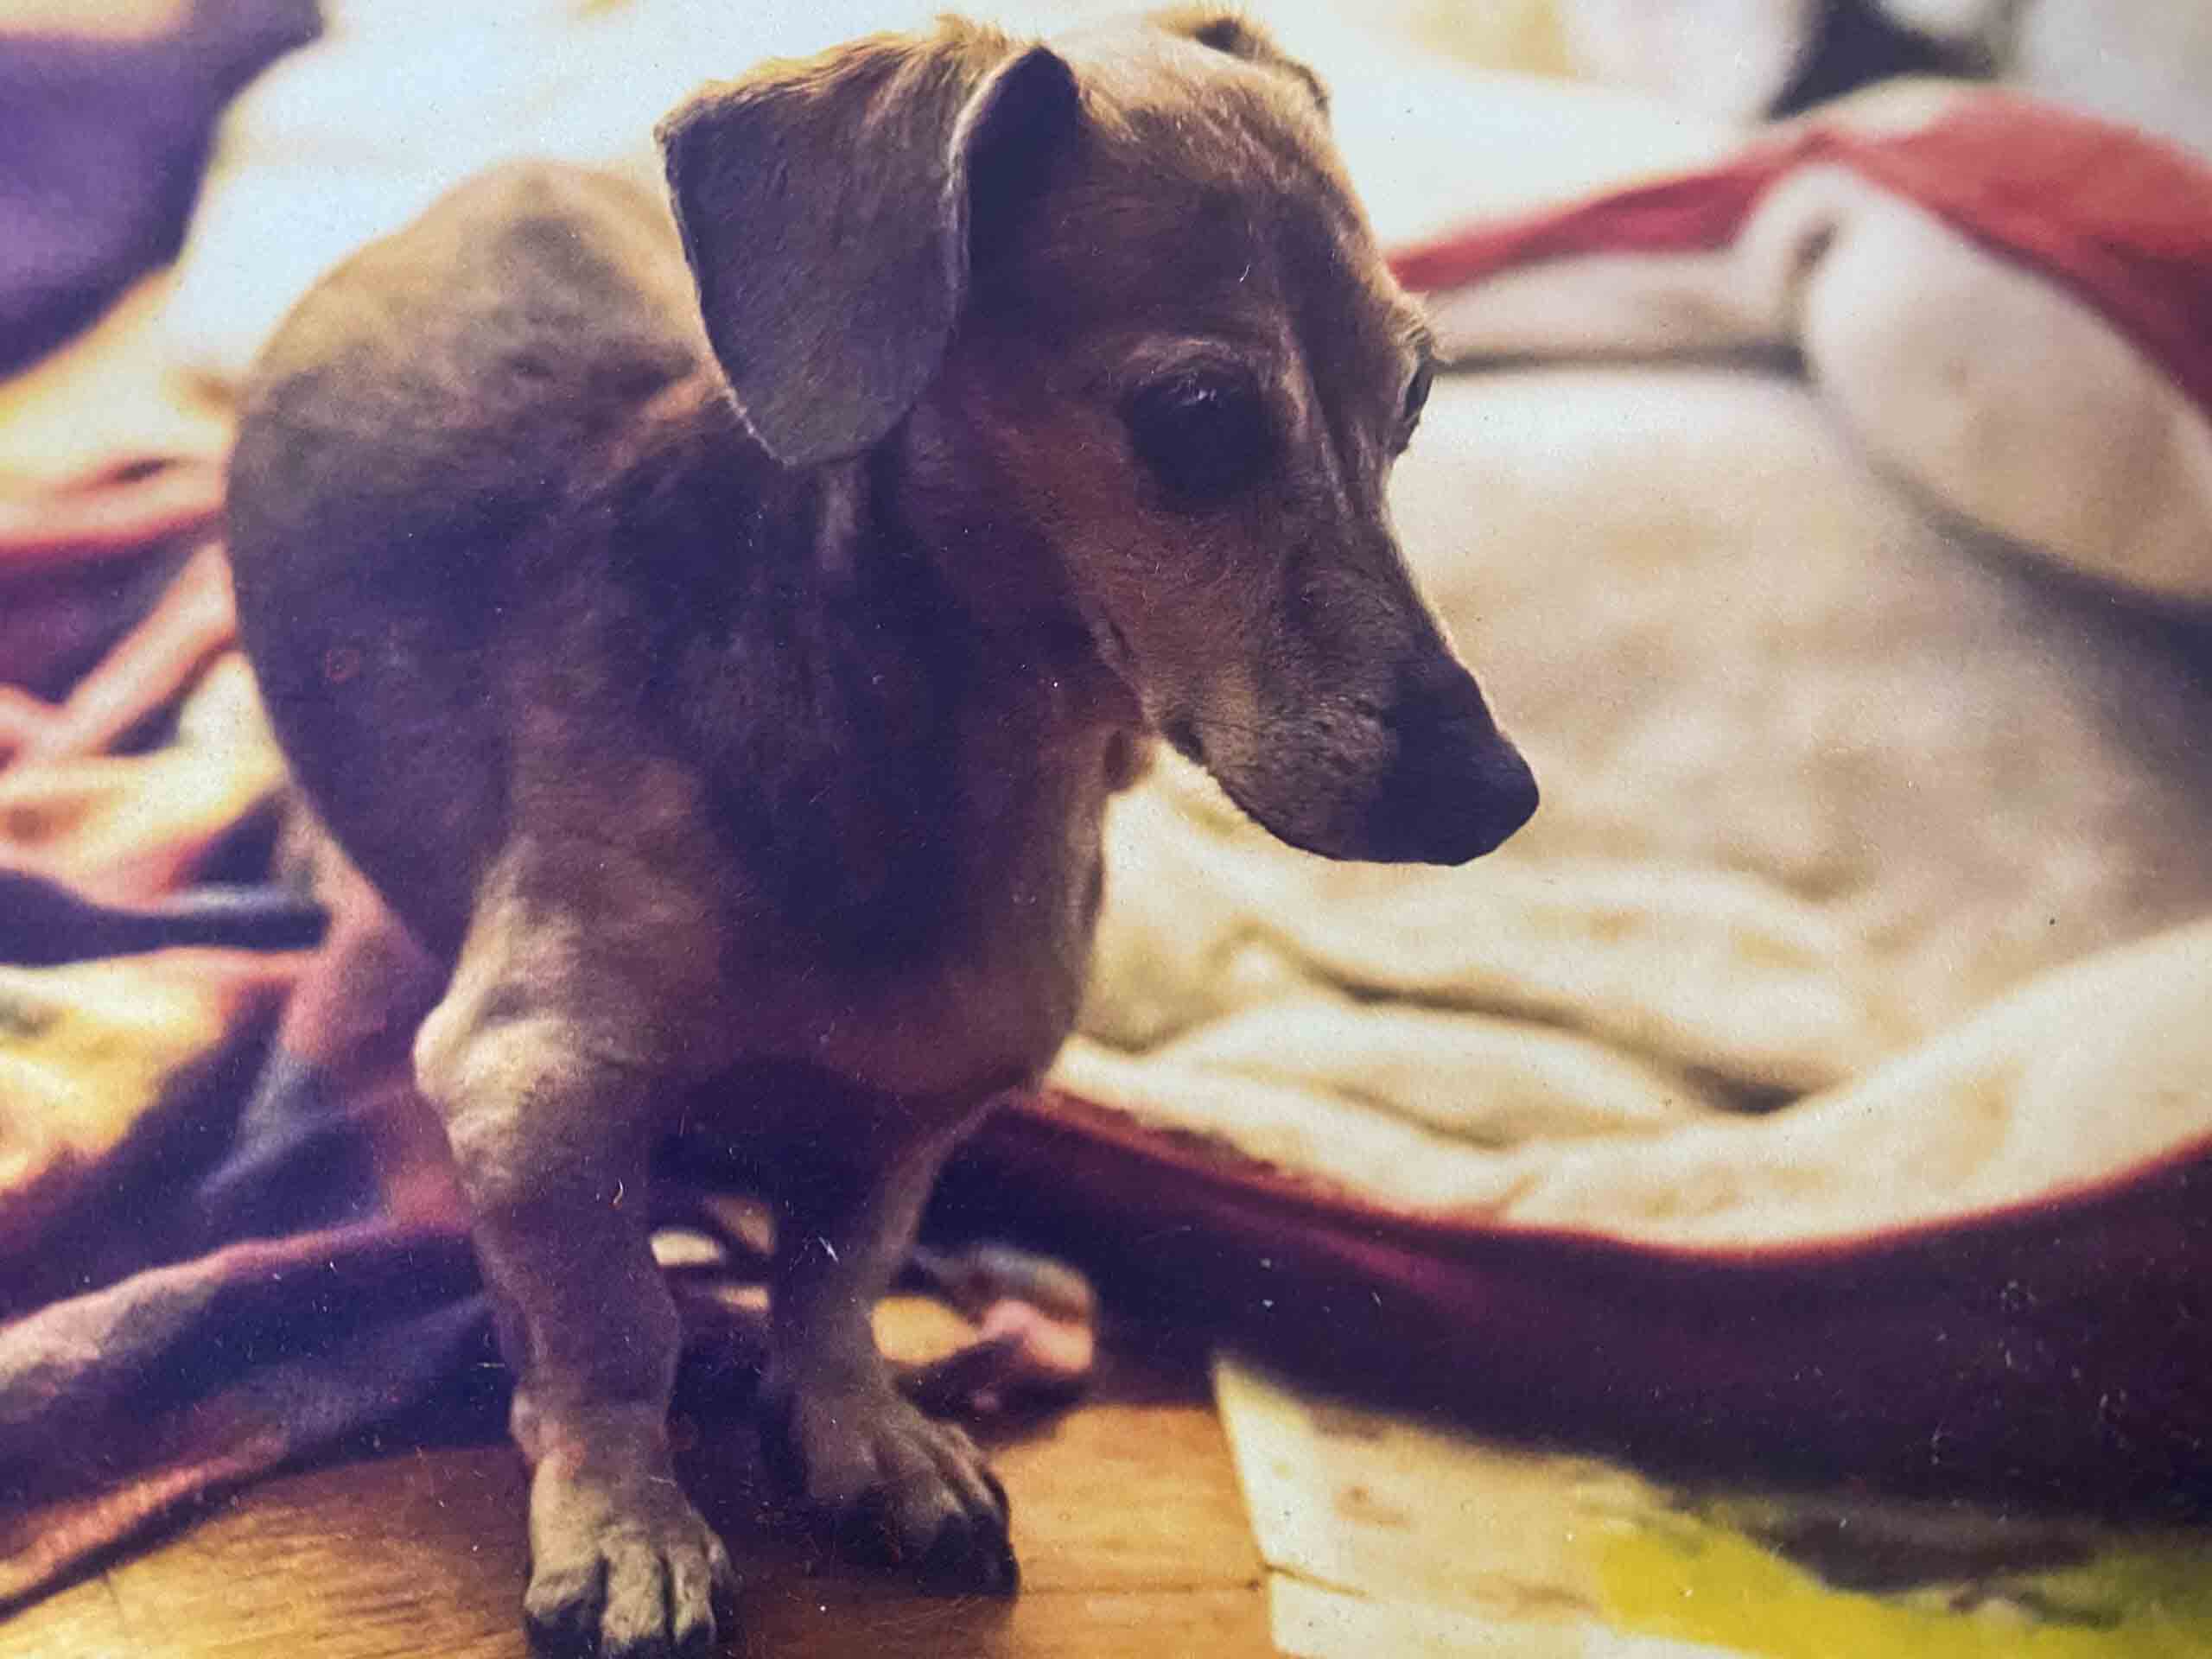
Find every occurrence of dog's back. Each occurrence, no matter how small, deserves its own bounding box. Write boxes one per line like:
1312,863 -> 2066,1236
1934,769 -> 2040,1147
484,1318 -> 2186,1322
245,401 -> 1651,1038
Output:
228,163 -> 703,947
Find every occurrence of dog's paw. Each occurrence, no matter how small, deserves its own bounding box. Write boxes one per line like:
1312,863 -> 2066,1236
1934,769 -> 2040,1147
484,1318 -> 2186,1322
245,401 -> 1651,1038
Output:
760,1372 -> 1017,1594
524,1471 -> 740,1658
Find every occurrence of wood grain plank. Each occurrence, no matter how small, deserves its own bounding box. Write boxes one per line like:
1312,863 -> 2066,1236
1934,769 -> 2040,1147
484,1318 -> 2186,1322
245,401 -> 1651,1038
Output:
0,1318 -> 1270,1659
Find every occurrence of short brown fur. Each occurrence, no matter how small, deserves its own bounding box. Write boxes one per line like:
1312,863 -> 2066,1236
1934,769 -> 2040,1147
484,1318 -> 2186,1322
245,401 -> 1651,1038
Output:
226,11 -> 1535,1656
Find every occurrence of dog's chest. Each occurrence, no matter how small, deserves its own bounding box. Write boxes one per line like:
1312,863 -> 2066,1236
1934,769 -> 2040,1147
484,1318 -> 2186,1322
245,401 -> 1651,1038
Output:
758,685 -> 1121,1102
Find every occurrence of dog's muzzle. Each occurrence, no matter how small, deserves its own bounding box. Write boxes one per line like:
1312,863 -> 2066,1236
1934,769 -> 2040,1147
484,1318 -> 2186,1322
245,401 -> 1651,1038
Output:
1360,661 -> 1539,865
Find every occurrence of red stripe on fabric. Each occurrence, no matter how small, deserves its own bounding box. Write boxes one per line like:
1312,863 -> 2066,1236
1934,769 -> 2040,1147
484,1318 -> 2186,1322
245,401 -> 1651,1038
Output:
1390,93 -> 2212,420
1389,143 -> 1802,291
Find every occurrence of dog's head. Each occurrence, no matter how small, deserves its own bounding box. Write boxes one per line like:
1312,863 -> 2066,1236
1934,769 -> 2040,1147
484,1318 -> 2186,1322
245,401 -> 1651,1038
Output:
659,8 -> 1536,864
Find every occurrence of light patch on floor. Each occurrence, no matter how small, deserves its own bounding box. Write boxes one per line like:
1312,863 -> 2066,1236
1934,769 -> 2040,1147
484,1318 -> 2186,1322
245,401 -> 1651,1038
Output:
1210,1356 -> 2212,1659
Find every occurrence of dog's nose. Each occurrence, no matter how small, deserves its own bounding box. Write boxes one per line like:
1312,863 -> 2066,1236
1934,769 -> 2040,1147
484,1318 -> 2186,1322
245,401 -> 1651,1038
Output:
1362,662 -> 1539,864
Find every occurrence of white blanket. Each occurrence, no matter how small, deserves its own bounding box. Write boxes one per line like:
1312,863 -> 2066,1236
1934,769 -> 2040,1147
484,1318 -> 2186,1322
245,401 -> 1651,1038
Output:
1067,359 -> 2212,1243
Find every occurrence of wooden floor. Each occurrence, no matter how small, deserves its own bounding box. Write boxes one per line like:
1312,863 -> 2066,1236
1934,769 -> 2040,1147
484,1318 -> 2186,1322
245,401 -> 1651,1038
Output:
0,1313 -> 1274,1659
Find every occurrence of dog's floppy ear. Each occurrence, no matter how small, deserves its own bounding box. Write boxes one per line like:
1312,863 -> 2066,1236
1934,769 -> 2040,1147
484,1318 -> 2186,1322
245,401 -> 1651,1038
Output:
1152,7 -> 1330,113
658,26 -> 1078,470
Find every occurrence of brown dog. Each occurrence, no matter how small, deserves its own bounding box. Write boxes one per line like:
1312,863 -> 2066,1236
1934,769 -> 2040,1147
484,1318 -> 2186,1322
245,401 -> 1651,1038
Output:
226,9 -> 1535,1655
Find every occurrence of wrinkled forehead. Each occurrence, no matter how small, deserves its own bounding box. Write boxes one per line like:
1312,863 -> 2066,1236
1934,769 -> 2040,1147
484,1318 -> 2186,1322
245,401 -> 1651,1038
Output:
988,31 -> 1427,382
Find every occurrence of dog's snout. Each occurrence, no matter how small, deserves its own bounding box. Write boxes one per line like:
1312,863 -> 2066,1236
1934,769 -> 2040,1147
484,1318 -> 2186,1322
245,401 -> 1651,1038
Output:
1362,661 -> 1539,864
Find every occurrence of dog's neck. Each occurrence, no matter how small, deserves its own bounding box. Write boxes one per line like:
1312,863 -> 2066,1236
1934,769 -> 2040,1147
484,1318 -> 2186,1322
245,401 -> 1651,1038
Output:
588,375 -> 1132,973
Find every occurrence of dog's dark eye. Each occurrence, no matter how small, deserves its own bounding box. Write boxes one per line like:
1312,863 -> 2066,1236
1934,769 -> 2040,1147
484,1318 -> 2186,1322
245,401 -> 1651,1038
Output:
1392,361 -> 1433,455
1124,372 -> 1274,508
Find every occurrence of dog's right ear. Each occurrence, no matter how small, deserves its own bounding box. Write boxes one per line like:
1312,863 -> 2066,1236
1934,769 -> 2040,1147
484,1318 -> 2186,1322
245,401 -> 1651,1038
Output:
1152,6 -> 1330,112
658,26 -> 1078,471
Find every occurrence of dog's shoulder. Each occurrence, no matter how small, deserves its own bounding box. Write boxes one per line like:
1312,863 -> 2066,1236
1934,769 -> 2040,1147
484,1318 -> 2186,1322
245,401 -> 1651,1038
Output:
512,382 -> 972,981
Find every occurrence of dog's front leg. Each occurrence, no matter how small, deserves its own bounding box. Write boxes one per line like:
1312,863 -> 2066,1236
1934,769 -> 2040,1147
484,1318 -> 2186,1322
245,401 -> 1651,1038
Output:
418,987 -> 740,1657
759,1105 -> 1016,1592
